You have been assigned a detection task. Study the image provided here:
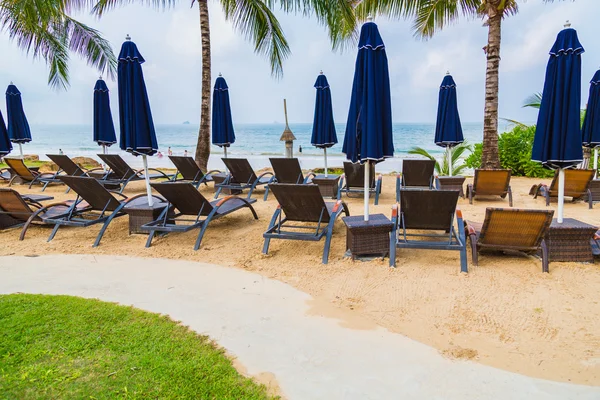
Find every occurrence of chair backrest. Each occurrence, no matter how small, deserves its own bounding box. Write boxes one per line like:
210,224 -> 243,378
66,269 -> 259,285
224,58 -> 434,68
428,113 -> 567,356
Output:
402,159 -> 435,187
478,208 -> 554,250
343,162 -> 375,188
151,182 -> 214,216
0,188 -> 33,221
169,156 -> 203,181
59,176 -> 122,211
222,158 -> 257,184
548,169 -> 595,197
472,169 -> 511,195
269,183 -> 331,223
97,154 -> 136,179
270,158 -> 304,184
4,158 -> 35,180
399,189 -> 459,231
47,154 -> 83,176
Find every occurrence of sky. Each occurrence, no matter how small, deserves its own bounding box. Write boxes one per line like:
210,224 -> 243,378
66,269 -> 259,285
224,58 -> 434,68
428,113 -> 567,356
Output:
1,0 -> 598,125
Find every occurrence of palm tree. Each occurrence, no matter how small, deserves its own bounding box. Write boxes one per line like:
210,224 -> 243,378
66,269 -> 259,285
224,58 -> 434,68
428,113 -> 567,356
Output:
351,0 -> 565,169
409,142 -> 471,176
1,0 -> 116,89
94,0 -> 356,171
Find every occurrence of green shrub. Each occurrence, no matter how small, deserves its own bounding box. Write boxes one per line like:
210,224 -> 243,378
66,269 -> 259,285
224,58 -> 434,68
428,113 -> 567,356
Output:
465,125 -> 554,178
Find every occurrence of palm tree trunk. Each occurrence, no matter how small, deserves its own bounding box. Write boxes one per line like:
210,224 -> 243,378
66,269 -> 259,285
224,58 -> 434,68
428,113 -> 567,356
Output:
195,0 -> 211,172
481,7 -> 502,169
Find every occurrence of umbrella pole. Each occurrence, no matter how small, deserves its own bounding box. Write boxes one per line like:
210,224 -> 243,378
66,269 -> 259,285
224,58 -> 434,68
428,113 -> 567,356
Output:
324,148 -> 328,177
224,146 -> 227,159
558,168 -> 565,223
364,160 -> 369,222
19,144 -> 23,159
594,148 -> 598,179
102,144 -> 107,171
142,155 -> 154,207
447,146 -> 453,177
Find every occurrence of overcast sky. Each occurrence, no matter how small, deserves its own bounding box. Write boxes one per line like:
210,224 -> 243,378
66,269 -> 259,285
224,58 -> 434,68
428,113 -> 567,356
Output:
1,0 -> 597,125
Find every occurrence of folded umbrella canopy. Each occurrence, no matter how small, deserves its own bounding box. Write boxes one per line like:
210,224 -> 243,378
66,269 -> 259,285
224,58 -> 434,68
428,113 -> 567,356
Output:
434,73 -> 464,177
212,74 -> 236,160
118,35 -> 158,206
0,110 -> 11,157
6,83 -> 31,158
311,72 -> 338,177
342,18 -> 394,221
532,24 -> 584,223
582,69 -> 600,176
93,78 -> 117,153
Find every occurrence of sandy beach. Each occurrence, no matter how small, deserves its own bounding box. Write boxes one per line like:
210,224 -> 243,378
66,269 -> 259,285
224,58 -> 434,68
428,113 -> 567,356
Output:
1,173 -> 599,385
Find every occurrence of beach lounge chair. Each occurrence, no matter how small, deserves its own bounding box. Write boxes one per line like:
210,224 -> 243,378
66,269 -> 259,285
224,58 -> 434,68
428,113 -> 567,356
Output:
169,155 -> 221,188
0,188 -> 84,239
141,182 -> 258,250
4,157 -> 62,190
98,153 -> 173,193
0,167 -> 10,181
464,208 -> 554,272
390,189 -> 468,272
466,169 -> 513,207
47,154 -> 107,179
269,158 -> 316,184
395,159 -> 435,201
45,176 -> 163,246
337,162 -> 382,205
530,169 -> 595,208
262,183 -> 350,264
214,158 -> 275,201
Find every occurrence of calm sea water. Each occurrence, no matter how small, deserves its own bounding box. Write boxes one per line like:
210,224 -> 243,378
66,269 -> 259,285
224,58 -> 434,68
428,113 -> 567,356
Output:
21,122 -> 507,172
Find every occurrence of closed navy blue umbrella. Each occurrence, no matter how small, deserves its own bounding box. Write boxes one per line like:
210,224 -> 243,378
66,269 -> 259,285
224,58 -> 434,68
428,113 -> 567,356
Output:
435,74 -> 464,176
212,75 -> 235,159
6,83 -> 31,158
0,110 -> 11,157
118,35 -> 158,205
311,72 -> 337,177
532,24 -> 584,222
342,19 -> 393,220
582,69 -> 600,175
93,78 -> 117,153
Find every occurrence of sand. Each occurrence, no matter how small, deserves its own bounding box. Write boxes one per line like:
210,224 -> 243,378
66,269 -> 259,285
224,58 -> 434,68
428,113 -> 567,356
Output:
1,174 -> 599,385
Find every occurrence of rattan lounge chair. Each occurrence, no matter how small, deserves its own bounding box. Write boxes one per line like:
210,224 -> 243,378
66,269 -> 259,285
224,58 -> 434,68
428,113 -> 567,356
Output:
0,188 -> 85,239
395,159 -> 435,201
464,208 -> 554,272
98,153 -> 173,193
141,182 -> 258,250
337,162 -> 382,205
4,157 -> 62,190
45,176 -> 162,246
466,169 -> 513,207
0,167 -> 10,181
263,183 -> 350,264
390,188 -> 467,272
46,154 -> 110,193
169,155 -> 221,188
269,158 -> 316,184
530,169 -> 595,208
214,158 -> 275,201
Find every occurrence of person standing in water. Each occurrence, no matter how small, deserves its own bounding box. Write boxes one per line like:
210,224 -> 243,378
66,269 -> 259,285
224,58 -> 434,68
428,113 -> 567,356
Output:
168,147 -> 173,156
184,150 -> 188,157
299,145 -> 303,153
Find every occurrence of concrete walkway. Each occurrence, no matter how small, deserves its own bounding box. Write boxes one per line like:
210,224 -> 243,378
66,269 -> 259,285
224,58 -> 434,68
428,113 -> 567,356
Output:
0,254 -> 598,399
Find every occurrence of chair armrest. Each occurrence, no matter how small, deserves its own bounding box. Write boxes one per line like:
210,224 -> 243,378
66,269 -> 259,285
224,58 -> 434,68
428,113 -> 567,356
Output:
216,195 -> 235,207
391,204 -> 398,218
108,190 -> 129,200
376,174 -> 383,181
332,200 -> 343,213
124,193 -> 165,204
207,169 -> 222,176
257,171 -> 274,180
456,208 -> 463,220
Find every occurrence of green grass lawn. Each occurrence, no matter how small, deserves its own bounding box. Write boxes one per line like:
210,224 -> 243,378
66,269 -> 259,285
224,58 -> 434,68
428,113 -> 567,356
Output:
0,294 -> 276,399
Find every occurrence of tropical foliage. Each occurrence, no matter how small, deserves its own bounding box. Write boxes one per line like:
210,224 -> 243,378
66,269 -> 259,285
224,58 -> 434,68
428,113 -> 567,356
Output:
408,142 -> 471,176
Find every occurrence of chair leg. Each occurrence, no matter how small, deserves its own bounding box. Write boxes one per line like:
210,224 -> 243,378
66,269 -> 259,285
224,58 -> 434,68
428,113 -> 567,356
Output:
389,227 -> 397,268
467,184 -> 473,205
322,221 -> 336,264
263,186 -> 270,201
262,237 -> 271,255
145,230 -> 155,248
460,246 -> 468,274
41,181 -> 51,192
374,179 -> 382,205
93,208 -> 124,247
395,176 -> 400,203
48,224 -> 61,242
194,221 -> 210,251
508,186 -> 513,207
214,186 -> 223,199
588,189 -> 593,209
545,191 -> 550,207
541,240 -> 549,273
470,236 -> 479,266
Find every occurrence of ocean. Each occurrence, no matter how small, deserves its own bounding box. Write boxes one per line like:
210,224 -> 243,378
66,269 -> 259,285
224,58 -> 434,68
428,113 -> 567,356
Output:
20,122 -> 507,173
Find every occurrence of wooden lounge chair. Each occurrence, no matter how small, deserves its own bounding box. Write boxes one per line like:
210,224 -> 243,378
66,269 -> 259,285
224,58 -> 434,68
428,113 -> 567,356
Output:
530,169 -> 595,208
4,157 -> 61,190
141,182 -> 258,250
269,158 -> 316,184
337,162 -> 382,205
395,159 -> 435,201
46,154 -> 110,193
390,189 -> 467,272
169,155 -> 221,188
464,208 -> 554,272
0,188 -> 84,239
466,169 -> 513,207
98,153 -> 173,193
263,183 -> 350,264
45,176 -> 162,247
215,158 -> 274,201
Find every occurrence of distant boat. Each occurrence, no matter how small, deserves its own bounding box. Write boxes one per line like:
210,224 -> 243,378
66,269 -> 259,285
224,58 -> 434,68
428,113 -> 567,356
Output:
182,121 -> 190,125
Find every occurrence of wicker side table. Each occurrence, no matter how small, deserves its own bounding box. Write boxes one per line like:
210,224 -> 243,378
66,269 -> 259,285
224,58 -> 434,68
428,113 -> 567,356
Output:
312,174 -> 340,199
544,218 -> 597,262
436,176 -> 466,198
343,214 -> 393,260
212,173 -> 243,195
124,200 -> 169,234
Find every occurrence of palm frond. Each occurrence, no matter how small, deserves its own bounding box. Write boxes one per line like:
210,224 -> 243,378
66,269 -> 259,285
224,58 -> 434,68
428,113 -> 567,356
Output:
500,117 -> 529,128
522,92 -> 542,109
92,0 -> 176,16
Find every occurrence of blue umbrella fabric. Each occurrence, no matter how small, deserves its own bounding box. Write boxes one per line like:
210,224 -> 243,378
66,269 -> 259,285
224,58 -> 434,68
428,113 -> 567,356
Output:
212,75 -> 236,155
6,84 -> 31,158
532,27 -> 584,169
434,74 -> 464,176
582,70 -> 600,148
311,73 -> 337,176
0,110 -> 11,157
93,78 -> 117,149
